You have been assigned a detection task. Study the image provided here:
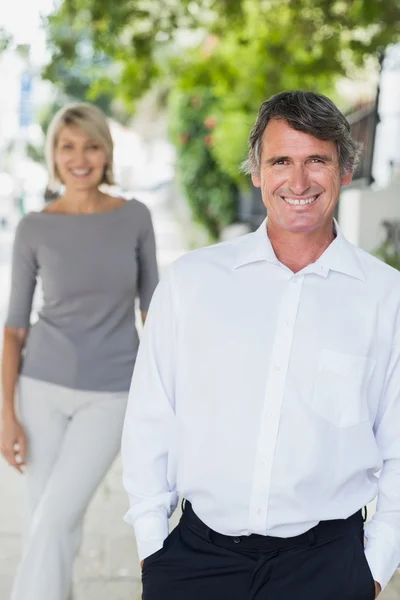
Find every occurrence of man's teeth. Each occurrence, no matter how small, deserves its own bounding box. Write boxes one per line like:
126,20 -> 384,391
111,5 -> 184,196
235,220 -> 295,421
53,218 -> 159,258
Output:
284,196 -> 317,205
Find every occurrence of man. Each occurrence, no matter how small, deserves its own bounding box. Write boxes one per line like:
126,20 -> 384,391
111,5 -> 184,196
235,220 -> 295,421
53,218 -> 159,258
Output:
122,91 -> 400,599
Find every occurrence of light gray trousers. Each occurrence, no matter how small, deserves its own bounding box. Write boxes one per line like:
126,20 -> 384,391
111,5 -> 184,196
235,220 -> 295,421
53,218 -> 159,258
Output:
11,376 -> 128,600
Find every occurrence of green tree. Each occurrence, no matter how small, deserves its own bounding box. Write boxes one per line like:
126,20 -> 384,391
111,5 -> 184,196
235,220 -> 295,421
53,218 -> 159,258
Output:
43,0 -> 400,237
44,0 -> 245,108
45,0 -> 400,111
0,27 -> 11,53
169,89 -> 238,239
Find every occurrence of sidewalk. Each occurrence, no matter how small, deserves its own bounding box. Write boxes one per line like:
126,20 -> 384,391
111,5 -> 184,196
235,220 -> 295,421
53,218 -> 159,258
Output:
1,195 -> 400,598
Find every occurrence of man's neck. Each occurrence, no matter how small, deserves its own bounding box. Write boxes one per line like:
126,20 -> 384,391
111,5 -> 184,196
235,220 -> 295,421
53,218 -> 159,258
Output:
267,222 -> 336,274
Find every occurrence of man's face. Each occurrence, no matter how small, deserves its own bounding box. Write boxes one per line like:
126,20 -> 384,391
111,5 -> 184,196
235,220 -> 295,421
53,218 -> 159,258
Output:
251,119 -> 352,234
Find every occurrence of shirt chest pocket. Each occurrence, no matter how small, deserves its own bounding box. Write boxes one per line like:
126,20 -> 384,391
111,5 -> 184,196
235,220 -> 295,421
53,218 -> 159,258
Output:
311,350 -> 375,428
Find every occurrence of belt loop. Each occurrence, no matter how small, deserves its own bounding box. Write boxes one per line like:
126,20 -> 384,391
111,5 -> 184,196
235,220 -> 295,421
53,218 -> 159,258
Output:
362,506 -> 368,523
206,525 -> 213,542
307,528 -> 316,546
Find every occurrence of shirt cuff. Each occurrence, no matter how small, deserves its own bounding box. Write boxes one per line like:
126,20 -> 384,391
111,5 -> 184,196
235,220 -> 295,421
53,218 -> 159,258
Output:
124,509 -> 169,562
364,524 -> 400,590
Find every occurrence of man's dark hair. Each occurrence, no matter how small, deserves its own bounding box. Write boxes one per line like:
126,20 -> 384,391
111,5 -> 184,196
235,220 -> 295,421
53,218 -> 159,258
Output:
241,90 -> 362,176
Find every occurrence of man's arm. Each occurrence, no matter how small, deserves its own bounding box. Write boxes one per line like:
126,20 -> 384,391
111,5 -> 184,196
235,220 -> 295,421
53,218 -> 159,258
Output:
121,268 -> 179,562
365,333 -> 400,591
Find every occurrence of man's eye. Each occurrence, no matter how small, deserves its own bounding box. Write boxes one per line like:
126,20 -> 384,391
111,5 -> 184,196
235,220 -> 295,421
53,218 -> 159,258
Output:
311,158 -> 323,163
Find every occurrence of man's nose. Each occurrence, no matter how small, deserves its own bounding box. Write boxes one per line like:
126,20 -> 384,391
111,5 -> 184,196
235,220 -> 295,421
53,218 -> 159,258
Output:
288,165 -> 311,195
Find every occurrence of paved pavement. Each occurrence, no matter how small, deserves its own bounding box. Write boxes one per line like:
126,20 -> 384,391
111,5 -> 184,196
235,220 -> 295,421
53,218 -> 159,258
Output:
1,195 -> 400,598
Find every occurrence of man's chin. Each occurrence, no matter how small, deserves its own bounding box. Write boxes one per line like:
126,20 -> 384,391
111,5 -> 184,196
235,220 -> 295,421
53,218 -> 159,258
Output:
278,220 -> 321,234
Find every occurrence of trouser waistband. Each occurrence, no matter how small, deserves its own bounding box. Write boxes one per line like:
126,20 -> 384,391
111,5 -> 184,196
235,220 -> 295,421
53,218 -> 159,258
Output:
181,501 -> 363,551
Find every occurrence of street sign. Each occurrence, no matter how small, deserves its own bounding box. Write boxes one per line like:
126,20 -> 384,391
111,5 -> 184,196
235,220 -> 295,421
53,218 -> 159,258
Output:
19,71 -> 33,128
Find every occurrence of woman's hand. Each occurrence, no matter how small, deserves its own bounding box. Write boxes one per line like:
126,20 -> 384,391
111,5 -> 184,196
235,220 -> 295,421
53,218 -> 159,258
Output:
0,414 -> 27,473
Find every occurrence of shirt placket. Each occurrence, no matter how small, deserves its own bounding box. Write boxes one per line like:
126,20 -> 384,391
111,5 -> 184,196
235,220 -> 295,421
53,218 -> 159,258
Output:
249,274 -> 304,533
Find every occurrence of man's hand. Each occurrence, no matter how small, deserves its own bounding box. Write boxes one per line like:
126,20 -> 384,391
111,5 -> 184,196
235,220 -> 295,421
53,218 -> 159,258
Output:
374,581 -> 381,598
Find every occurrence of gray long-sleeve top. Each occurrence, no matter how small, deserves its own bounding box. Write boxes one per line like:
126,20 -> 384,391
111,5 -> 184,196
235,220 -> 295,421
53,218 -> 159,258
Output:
5,199 -> 159,392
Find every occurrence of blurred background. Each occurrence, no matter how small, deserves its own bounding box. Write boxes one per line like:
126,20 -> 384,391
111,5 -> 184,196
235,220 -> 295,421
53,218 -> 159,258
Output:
1,1 -> 400,598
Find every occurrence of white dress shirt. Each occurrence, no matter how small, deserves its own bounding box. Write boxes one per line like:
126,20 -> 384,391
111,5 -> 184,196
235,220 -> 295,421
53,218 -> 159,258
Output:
122,220 -> 400,590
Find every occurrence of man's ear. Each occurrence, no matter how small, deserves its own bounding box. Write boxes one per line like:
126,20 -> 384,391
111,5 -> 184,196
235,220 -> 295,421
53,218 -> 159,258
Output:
251,172 -> 261,188
341,171 -> 353,187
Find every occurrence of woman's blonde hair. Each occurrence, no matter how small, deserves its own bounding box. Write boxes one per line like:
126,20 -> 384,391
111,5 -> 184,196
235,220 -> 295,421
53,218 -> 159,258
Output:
45,103 -> 115,191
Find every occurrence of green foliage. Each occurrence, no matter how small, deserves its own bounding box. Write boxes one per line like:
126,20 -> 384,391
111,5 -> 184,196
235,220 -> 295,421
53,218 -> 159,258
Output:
45,0 -> 400,112
375,243 -> 400,271
375,221 -> 400,270
43,0 -> 229,110
43,0 -> 400,237
27,143 -> 45,164
210,111 -> 251,186
0,28 -> 11,53
169,89 -> 237,240
42,16 -> 129,120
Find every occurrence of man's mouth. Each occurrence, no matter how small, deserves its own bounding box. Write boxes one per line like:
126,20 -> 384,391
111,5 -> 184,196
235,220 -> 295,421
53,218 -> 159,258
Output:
282,195 -> 319,206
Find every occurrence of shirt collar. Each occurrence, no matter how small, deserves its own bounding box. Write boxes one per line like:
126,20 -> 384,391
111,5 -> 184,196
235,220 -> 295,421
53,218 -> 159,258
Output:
233,218 -> 366,281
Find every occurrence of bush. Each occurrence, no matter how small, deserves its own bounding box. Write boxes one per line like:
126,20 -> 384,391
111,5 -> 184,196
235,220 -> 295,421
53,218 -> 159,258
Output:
169,89 -> 238,241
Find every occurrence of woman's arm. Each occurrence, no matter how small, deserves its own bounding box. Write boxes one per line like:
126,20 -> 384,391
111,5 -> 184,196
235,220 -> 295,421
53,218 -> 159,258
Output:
137,205 -> 159,315
0,215 -> 38,473
0,327 -> 29,472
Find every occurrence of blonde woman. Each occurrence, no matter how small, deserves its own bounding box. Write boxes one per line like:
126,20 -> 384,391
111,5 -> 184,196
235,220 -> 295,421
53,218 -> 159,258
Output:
0,103 -> 159,600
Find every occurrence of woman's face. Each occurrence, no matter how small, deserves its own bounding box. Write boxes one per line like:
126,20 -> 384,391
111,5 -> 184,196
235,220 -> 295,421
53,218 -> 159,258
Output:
54,125 -> 108,192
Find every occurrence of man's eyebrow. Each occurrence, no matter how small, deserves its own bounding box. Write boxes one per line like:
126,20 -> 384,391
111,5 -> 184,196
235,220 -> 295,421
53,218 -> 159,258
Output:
307,154 -> 333,162
264,154 -> 333,165
264,156 -> 290,165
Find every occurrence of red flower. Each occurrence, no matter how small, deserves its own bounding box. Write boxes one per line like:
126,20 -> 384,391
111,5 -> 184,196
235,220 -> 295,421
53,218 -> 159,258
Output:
201,34 -> 220,57
204,134 -> 215,147
179,132 -> 190,144
190,96 -> 202,108
204,116 -> 217,129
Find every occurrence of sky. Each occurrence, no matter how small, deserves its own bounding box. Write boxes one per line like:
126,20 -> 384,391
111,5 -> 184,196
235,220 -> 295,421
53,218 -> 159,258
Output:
0,0 -> 55,63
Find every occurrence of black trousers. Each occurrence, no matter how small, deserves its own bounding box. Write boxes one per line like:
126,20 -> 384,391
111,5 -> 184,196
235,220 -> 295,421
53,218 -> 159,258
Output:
141,502 -> 376,600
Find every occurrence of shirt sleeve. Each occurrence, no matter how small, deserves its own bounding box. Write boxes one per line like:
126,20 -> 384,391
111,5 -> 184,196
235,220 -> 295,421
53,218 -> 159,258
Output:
364,331 -> 400,590
5,216 -> 37,329
137,205 -> 158,311
121,266 -> 179,561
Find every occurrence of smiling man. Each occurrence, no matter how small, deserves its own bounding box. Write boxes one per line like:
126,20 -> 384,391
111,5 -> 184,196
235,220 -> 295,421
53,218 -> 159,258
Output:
122,91 -> 400,599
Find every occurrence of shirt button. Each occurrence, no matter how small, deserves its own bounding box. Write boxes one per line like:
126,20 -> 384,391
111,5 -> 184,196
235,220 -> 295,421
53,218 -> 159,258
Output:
266,412 -> 274,417
233,537 -> 241,544
256,508 -> 262,515
275,364 -> 282,371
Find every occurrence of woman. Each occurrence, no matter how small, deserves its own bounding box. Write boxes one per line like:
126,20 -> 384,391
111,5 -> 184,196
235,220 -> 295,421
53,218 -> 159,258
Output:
0,103 -> 159,600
